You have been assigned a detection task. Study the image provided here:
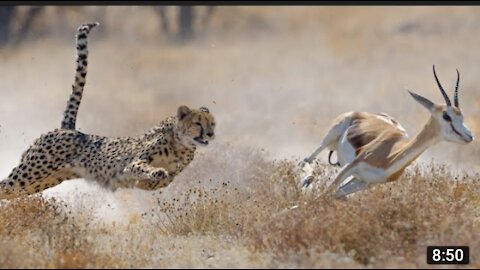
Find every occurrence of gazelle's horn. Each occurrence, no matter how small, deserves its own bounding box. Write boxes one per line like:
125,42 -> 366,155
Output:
433,65 -> 452,106
454,69 -> 460,107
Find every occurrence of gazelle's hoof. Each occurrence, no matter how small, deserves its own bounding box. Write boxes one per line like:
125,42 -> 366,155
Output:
301,175 -> 315,188
298,157 -> 312,168
333,190 -> 348,201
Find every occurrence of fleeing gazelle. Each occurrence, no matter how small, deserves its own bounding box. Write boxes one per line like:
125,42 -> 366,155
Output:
299,66 -> 474,199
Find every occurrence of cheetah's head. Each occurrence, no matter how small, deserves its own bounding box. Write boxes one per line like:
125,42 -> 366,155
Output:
176,105 -> 216,146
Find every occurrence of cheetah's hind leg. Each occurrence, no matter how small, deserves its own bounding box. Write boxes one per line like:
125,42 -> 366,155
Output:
0,133 -> 76,199
0,163 -> 78,200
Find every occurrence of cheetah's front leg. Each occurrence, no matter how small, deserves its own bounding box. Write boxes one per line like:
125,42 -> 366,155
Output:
123,159 -> 173,190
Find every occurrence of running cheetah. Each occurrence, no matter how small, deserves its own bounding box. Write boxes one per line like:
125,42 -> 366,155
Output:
0,22 -> 216,200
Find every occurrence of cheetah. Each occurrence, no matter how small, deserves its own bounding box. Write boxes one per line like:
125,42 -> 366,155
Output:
0,22 -> 216,200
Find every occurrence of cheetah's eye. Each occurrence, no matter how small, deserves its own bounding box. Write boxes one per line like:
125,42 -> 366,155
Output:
442,112 -> 452,122
195,122 -> 202,126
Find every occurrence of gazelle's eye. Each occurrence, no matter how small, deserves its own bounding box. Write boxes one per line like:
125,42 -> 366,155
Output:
442,112 -> 452,122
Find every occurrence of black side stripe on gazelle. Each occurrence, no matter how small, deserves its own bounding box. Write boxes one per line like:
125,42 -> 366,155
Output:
450,122 -> 465,139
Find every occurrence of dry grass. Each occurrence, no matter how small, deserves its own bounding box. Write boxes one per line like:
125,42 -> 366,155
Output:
1,6 -> 480,268
0,146 -> 479,268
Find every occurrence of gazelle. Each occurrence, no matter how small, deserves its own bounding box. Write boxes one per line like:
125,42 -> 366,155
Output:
299,66 -> 474,199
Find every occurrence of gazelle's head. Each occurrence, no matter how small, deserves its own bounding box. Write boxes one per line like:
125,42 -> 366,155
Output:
408,65 -> 474,144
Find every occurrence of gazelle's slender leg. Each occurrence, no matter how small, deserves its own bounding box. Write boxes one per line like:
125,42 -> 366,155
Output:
299,115 -> 353,188
299,126 -> 344,187
300,162 -> 315,188
326,159 -> 359,194
299,142 -> 329,187
301,117 -> 351,165
334,177 -> 369,199
302,144 -> 327,166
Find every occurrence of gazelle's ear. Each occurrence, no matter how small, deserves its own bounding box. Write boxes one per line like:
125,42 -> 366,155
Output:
408,90 -> 435,112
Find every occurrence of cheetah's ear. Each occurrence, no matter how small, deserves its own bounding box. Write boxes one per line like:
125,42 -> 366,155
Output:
177,105 -> 192,121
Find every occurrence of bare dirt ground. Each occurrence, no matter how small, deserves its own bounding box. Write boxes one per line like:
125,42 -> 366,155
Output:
0,6 -> 479,268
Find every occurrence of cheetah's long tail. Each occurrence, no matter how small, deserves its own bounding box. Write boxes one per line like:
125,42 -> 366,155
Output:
61,22 -> 99,130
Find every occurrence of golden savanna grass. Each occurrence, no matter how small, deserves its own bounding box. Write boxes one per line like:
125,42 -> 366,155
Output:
0,6 -> 479,268
0,148 -> 479,268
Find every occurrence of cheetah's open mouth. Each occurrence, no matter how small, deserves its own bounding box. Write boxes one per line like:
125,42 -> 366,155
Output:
194,137 -> 209,145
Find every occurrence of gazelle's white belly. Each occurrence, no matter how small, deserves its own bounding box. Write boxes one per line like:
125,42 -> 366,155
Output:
335,125 -> 393,184
336,134 -> 388,184
336,129 -> 356,167
353,162 -> 388,183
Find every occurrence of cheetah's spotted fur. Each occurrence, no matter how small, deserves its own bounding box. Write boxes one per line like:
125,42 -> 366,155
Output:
0,22 -> 216,200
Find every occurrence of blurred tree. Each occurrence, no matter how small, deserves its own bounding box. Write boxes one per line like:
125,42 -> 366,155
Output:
13,6 -> 43,44
0,6 -> 15,46
200,6 -> 215,35
87,6 -> 107,37
179,6 -> 194,42
154,6 -> 216,43
0,6 -> 107,47
154,6 -> 170,37
0,6 -> 44,46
